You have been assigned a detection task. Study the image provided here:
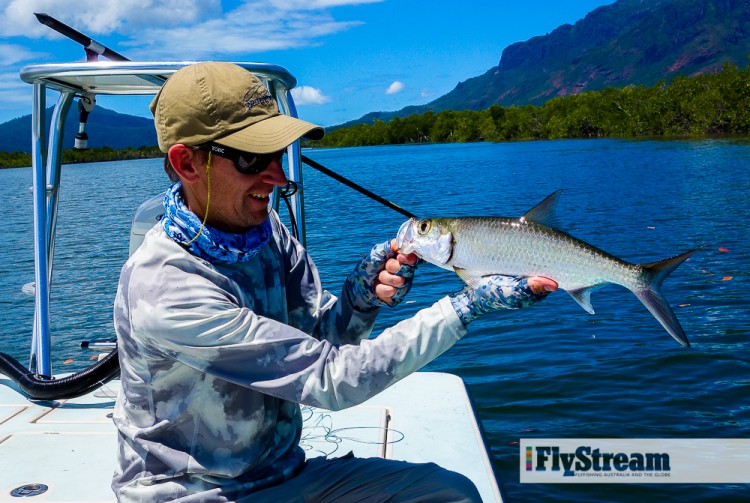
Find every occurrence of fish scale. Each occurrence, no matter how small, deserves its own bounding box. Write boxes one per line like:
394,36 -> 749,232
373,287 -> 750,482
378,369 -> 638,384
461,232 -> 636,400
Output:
395,190 -> 699,347
448,217 -> 643,293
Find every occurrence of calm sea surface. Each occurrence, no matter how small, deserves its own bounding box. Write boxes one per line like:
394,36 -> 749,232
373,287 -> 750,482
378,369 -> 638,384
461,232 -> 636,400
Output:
0,139 -> 748,502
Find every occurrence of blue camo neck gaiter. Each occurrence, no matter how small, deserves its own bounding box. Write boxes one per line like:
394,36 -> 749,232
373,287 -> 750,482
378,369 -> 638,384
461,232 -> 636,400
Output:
162,181 -> 272,264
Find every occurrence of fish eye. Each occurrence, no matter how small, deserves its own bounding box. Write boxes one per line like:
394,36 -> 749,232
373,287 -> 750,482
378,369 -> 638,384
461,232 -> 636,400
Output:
416,220 -> 432,235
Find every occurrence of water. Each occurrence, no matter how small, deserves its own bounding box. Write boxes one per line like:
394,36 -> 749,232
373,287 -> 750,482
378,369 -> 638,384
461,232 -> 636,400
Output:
0,139 -> 748,502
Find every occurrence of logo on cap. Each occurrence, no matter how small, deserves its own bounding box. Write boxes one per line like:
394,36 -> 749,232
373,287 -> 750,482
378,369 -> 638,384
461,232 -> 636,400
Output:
243,88 -> 275,111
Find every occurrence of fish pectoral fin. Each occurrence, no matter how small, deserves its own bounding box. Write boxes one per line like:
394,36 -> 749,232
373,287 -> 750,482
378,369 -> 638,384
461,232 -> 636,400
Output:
453,267 -> 480,288
568,287 -> 596,314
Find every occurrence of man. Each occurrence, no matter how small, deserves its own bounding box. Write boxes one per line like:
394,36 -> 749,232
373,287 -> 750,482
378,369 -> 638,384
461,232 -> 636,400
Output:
112,62 -> 557,502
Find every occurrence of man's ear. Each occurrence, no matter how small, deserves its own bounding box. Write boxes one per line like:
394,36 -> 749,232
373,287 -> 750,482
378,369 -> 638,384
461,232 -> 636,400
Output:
168,144 -> 202,183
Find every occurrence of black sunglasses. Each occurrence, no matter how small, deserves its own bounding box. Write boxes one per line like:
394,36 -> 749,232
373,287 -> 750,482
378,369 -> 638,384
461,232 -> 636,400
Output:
197,143 -> 285,175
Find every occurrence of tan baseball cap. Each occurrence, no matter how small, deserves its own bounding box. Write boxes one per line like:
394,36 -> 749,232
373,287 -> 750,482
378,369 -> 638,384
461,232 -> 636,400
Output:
150,62 -> 324,153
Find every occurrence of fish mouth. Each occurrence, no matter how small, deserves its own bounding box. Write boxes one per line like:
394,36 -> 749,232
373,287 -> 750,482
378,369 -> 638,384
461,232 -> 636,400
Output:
395,219 -> 416,254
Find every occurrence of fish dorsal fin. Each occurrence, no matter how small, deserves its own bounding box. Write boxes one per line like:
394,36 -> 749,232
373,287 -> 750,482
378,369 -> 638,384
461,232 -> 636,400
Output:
568,287 -> 596,314
521,190 -> 562,229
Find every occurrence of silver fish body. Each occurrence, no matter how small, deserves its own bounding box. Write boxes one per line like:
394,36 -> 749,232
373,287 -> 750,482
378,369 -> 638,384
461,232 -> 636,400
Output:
396,191 -> 697,347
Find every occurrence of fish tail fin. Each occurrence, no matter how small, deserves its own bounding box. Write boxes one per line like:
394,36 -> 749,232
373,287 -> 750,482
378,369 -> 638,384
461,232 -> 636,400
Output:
633,288 -> 690,347
635,247 -> 702,348
642,247 -> 702,290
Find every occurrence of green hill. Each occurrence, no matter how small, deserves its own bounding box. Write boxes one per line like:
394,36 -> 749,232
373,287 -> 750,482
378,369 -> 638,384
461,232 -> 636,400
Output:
3,0 -> 749,146
338,0 -> 750,128
0,105 -> 156,154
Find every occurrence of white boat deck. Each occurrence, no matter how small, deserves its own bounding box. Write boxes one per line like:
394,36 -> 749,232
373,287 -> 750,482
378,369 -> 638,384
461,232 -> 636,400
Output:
0,371 -> 502,502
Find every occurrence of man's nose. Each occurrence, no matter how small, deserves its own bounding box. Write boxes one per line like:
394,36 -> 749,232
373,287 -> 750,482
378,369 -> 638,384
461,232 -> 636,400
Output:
262,157 -> 288,186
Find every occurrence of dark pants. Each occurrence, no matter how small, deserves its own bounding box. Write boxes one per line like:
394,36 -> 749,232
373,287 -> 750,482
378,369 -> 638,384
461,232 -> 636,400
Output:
244,455 -> 483,503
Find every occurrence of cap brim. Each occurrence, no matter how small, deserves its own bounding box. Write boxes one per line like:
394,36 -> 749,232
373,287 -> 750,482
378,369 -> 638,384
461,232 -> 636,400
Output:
214,115 -> 324,154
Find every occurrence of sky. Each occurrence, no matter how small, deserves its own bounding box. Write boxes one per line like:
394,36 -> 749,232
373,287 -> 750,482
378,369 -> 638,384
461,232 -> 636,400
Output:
0,0 -> 615,128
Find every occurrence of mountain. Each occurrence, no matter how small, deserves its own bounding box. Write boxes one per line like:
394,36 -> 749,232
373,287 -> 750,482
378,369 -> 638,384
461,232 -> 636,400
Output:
3,0 -> 749,146
0,105 -> 156,153
340,0 -> 750,128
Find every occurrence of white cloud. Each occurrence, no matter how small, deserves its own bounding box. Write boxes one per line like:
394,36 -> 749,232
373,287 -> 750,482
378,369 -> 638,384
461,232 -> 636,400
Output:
291,86 -> 331,105
131,13 -> 363,59
0,43 -> 46,66
385,81 -> 404,95
269,0 -> 382,10
0,0 -> 217,37
0,69 -> 35,117
0,0 -> 379,59
0,0 -> 376,121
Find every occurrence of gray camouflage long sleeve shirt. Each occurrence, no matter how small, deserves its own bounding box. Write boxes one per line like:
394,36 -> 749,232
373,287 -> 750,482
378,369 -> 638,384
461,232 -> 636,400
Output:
112,211 -> 466,502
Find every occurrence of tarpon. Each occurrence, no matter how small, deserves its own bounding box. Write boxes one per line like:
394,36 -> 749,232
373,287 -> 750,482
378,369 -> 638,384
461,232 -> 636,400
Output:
396,190 -> 698,347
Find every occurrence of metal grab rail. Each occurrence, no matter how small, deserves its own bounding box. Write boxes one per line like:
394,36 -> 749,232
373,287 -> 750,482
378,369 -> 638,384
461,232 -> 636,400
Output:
20,16 -> 302,382
15,13 -> 414,394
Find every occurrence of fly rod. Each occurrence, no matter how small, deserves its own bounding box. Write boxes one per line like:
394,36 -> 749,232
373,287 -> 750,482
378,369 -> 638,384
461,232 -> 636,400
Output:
301,155 -> 416,219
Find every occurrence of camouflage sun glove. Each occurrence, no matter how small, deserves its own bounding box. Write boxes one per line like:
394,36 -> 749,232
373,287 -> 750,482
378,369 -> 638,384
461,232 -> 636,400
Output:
386,259 -> 418,306
449,275 -> 549,326
344,241 -> 418,312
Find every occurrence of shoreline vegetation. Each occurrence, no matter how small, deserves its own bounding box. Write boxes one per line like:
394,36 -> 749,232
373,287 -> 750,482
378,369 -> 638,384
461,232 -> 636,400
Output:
2,63 -> 749,169
0,146 -> 164,169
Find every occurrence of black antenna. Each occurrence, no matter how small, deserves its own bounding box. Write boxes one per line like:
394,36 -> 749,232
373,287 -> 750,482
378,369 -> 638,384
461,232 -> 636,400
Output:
34,12 -> 130,62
